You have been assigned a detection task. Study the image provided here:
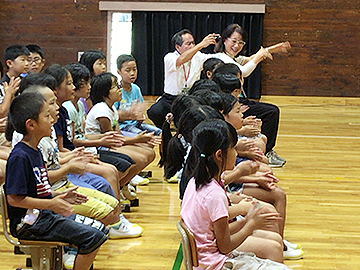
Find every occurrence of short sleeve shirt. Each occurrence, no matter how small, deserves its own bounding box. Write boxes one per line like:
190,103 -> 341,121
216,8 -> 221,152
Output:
54,106 -> 75,150
113,83 -> 144,129
63,100 -> 87,140
181,178 -> 230,270
85,102 -> 119,134
5,142 -> 53,235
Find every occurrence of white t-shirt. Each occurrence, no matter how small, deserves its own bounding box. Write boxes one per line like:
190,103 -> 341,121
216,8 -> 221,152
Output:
63,100 -> 86,140
85,102 -> 118,135
164,51 -> 210,96
213,53 -> 257,78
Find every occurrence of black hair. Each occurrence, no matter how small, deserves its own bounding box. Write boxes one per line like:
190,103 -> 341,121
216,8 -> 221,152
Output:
222,93 -> 239,115
191,90 -> 225,112
79,50 -> 106,76
159,95 -> 199,168
212,73 -> 241,94
214,23 -> 248,55
90,72 -> 117,105
18,73 -> 56,94
25,44 -> 45,59
171,29 -> 193,48
213,63 -> 242,78
116,54 -> 136,70
200,58 -> 224,79
187,119 -> 237,190
64,63 -> 90,90
43,64 -> 70,89
5,92 -> 46,141
163,105 -> 223,186
4,45 -> 30,69
188,79 -> 221,95
0,61 -> 3,78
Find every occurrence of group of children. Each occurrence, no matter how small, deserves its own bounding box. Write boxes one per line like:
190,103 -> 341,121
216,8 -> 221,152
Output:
0,41 -> 302,270
0,44 -> 161,269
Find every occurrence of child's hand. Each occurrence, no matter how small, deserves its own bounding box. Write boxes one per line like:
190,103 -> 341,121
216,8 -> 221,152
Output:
240,104 -> 249,113
240,125 -> 260,137
49,194 -> 74,217
100,133 -> 125,148
0,117 -> 7,133
243,116 -> 257,126
246,202 -> 282,230
255,171 -> 278,190
135,131 -> 154,143
247,147 -> 265,162
67,156 -> 89,175
147,135 -> 162,147
233,160 -> 259,177
236,138 -> 255,152
60,186 -> 89,205
228,192 -> 253,204
3,76 -> 21,96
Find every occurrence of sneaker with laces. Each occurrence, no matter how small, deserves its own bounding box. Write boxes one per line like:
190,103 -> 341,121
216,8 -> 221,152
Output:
266,150 -> 286,168
63,247 -> 77,269
122,184 -> 137,201
283,239 -> 302,250
130,175 -> 150,186
109,220 -> 143,239
283,247 -> 304,260
269,149 -> 286,163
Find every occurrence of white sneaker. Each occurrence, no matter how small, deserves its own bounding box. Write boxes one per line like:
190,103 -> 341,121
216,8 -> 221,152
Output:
122,185 -> 137,201
63,248 -> 77,269
284,247 -> 304,260
283,239 -> 302,250
130,175 -> 150,186
109,221 -> 143,239
120,214 -> 136,227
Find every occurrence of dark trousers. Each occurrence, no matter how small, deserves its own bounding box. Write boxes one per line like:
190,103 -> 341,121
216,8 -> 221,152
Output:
241,99 -> 280,153
147,93 -> 178,128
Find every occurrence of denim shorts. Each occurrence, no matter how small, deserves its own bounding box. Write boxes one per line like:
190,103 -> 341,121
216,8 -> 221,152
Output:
16,209 -> 108,254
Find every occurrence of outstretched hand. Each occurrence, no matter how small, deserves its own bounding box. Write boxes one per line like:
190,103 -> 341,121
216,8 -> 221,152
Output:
59,186 -> 89,205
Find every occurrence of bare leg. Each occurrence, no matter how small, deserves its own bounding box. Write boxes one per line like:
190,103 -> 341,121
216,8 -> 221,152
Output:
237,235 -> 284,263
73,247 -> 100,270
242,185 -> 287,237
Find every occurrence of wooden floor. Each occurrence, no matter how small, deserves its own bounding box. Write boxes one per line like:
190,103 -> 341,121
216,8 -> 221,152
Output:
2,96 -> 360,269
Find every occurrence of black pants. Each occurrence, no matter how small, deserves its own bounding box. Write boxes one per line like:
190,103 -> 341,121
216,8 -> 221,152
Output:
241,99 -> 280,153
147,93 -> 178,128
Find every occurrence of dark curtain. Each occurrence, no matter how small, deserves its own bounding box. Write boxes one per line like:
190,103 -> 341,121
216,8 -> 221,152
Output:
132,12 -> 263,99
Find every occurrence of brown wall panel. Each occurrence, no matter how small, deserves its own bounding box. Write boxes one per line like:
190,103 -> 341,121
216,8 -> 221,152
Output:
0,0 -> 359,96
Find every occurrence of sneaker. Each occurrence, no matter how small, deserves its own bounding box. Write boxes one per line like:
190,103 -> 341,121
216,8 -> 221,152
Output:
120,214 -> 136,227
269,149 -> 286,163
109,220 -> 144,239
122,184 -> 137,201
283,247 -> 304,260
63,247 -> 77,269
119,191 -> 131,212
266,150 -> 285,168
284,239 -> 302,250
130,175 -> 150,186
166,175 -> 179,183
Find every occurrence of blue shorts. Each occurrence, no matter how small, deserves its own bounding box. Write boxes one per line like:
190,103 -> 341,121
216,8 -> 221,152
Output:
67,172 -> 116,198
15,210 -> 108,254
121,122 -> 162,136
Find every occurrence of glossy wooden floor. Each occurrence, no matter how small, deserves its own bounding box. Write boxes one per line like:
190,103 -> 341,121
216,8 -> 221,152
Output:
2,96 -> 360,269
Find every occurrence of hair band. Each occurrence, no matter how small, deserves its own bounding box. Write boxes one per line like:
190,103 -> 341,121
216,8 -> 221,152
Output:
200,154 -> 206,158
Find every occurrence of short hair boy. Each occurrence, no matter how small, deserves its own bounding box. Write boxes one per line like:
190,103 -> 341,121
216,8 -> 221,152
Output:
0,45 -> 30,84
26,44 -> 46,74
114,54 -> 162,136
212,73 -> 242,98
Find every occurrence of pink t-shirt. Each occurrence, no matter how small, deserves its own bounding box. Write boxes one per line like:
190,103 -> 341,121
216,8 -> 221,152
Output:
181,178 -> 230,270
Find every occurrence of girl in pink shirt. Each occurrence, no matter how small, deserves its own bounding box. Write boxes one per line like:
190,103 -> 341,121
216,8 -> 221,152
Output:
181,120 -> 291,270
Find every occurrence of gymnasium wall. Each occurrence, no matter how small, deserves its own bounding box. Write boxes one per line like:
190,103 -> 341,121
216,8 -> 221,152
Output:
0,0 -> 358,96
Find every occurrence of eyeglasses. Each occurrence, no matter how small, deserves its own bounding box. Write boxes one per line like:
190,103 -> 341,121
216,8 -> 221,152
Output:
28,57 -> 42,64
228,39 -> 246,46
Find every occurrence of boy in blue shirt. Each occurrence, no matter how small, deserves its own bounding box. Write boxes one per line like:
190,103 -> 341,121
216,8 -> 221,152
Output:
114,54 -> 162,136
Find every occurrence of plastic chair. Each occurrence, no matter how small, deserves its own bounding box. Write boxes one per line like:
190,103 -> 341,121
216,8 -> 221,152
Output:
176,220 -> 199,270
0,185 -> 68,270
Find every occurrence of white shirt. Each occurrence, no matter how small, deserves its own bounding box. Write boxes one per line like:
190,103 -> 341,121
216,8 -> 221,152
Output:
85,102 -> 118,134
213,53 -> 257,78
163,51 -> 210,96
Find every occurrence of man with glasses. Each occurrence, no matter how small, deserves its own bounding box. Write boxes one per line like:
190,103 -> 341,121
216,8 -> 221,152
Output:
26,44 -> 46,74
147,29 -> 218,128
